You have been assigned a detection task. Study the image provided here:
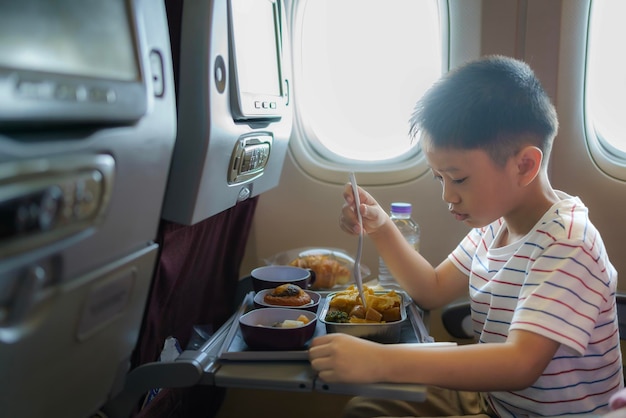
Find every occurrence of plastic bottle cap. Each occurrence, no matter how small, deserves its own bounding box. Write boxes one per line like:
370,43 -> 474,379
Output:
390,202 -> 412,214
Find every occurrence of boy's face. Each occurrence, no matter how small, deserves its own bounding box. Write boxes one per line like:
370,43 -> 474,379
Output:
424,142 -> 521,228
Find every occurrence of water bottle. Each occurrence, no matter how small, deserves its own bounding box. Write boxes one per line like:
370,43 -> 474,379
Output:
378,202 -> 420,287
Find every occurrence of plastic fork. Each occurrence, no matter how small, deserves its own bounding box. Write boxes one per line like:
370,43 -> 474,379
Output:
349,172 -> 367,309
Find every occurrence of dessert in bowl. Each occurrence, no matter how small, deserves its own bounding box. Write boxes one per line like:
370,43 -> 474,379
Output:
253,284 -> 321,312
238,307 -> 318,350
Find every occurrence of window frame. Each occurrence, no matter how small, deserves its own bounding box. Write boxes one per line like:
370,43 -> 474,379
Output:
285,0 -> 449,185
583,0 -> 626,181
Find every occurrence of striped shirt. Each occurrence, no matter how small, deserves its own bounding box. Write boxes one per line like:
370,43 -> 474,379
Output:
449,191 -> 623,417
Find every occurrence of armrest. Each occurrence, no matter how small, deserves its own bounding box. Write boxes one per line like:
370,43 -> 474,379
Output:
616,293 -> 626,339
441,299 -> 473,340
443,292 -> 626,342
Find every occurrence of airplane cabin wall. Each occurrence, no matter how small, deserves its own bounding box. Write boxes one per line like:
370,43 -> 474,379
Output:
219,1 -> 626,417
240,0 -> 626,345
553,1 -> 626,291
240,0 -> 482,295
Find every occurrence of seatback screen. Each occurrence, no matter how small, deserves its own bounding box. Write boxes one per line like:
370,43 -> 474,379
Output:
0,0 -> 139,81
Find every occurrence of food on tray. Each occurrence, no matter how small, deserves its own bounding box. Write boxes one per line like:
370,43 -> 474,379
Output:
270,314 -> 311,328
324,285 -> 402,324
263,284 -> 312,307
289,254 -> 351,289
265,247 -> 371,290
240,307 -> 318,350
324,310 -> 350,323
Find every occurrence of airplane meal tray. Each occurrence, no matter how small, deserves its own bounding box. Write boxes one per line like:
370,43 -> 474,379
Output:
217,291 -> 432,362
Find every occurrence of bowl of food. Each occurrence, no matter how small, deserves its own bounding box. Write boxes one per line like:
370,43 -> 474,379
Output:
265,247 -> 371,290
253,284 -> 322,313
319,285 -> 406,343
238,307 -> 318,350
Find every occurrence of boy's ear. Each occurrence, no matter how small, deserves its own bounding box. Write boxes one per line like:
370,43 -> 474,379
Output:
516,146 -> 543,186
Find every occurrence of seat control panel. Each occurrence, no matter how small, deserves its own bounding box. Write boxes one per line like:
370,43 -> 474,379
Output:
228,133 -> 272,184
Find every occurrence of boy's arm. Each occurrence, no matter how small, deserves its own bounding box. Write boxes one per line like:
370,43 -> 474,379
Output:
309,328 -> 560,391
341,183 -> 468,310
383,328 -> 560,391
377,242 -> 468,311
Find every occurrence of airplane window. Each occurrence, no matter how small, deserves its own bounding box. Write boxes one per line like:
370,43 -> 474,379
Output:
585,0 -> 626,161
290,0 -> 443,174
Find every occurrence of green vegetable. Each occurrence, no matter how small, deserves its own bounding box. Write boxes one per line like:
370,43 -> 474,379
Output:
325,310 -> 349,323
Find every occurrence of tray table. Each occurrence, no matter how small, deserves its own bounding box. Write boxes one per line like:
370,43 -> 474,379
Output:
204,291 -> 433,400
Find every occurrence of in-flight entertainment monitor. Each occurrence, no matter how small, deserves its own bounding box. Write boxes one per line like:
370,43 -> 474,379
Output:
0,0 -> 148,127
228,0 -> 287,121
161,0 -> 293,224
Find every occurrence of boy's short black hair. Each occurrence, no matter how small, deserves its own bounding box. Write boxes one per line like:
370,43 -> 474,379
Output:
409,55 -> 559,167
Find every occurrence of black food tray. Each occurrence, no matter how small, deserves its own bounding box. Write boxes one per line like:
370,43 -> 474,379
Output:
217,291 -> 427,361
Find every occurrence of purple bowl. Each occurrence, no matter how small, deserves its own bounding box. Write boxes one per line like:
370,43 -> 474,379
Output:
253,288 -> 321,313
251,265 -> 315,292
238,308 -> 317,350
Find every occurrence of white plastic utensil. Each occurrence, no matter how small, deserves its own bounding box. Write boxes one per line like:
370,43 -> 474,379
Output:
349,172 -> 367,309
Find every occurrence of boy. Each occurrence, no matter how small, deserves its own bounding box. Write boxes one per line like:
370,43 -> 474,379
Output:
308,55 -> 623,416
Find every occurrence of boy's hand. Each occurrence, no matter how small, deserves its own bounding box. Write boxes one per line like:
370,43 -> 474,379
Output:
340,183 -> 388,235
309,333 -> 383,383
